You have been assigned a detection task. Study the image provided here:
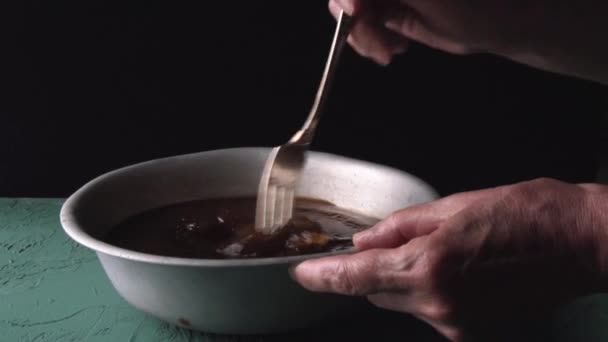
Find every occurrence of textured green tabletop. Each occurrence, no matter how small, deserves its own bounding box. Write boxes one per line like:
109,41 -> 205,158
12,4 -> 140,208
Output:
1,198 -> 608,342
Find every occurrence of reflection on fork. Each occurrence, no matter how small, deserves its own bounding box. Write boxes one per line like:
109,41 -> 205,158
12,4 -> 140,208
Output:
254,10 -> 354,234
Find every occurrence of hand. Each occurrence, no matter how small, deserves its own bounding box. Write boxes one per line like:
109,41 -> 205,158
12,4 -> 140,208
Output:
329,0 -> 608,84
292,178 -> 608,341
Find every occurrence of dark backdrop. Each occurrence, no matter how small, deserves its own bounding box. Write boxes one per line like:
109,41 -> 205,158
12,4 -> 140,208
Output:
0,1 -> 605,197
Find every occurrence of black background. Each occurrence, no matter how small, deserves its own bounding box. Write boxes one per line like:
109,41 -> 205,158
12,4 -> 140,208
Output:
0,1 -> 605,197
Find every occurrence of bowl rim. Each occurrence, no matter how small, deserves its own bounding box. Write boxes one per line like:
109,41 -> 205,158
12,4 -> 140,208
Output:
60,147 -> 439,267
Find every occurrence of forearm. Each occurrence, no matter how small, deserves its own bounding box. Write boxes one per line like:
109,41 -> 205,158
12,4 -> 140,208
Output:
576,183 -> 608,289
504,42 -> 608,86
495,2 -> 608,85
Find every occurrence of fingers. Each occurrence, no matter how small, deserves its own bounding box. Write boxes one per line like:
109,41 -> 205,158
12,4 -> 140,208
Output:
368,291 -> 414,312
383,8 -> 472,55
367,279 -> 464,341
291,247 -> 409,296
354,201 -> 445,250
368,289 -> 465,342
333,0 -> 360,16
329,0 -> 409,65
347,14 -> 407,65
354,187 -> 502,250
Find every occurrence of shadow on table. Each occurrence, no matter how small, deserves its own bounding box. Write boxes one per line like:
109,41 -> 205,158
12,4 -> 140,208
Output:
165,294 -> 608,342
271,307 -> 447,342
180,307 -> 448,342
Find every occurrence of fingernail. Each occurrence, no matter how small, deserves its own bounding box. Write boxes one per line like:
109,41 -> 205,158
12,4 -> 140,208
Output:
335,0 -> 354,15
393,44 -> 408,55
287,262 -> 301,281
385,19 -> 401,33
376,55 -> 392,67
353,230 -> 369,245
352,231 -> 363,241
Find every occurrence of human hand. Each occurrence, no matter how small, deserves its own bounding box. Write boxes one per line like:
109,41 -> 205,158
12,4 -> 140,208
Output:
329,0 -> 608,84
292,178 -> 608,341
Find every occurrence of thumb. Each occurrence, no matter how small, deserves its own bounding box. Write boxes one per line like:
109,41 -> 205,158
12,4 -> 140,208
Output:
291,248 -> 405,296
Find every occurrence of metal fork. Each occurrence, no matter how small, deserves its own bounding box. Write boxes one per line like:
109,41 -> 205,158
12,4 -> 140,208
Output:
254,10 -> 354,234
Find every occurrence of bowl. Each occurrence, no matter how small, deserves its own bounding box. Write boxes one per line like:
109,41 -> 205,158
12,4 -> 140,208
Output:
60,147 -> 438,334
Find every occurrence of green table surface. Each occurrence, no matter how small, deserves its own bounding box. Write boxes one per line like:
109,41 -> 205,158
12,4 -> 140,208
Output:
2,198 -> 608,342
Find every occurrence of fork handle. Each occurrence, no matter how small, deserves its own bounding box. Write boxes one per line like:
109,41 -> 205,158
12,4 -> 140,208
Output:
290,10 -> 354,145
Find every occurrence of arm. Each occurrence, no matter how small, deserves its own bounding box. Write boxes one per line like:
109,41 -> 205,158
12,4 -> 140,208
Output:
292,178 -> 608,341
329,0 -> 608,85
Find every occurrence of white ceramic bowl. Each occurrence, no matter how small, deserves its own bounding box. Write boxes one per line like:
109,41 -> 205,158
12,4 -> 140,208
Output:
60,147 -> 438,334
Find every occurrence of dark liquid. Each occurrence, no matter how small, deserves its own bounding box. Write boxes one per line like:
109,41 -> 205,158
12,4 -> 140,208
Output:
103,197 -> 379,259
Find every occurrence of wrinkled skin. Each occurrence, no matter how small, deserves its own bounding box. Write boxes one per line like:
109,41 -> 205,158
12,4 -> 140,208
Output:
297,2 -> 608,339
329,0 -> 608,84
292,178 -> 608,341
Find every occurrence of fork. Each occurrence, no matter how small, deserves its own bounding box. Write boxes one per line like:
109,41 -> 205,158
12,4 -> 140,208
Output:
254,10 -> 354,234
